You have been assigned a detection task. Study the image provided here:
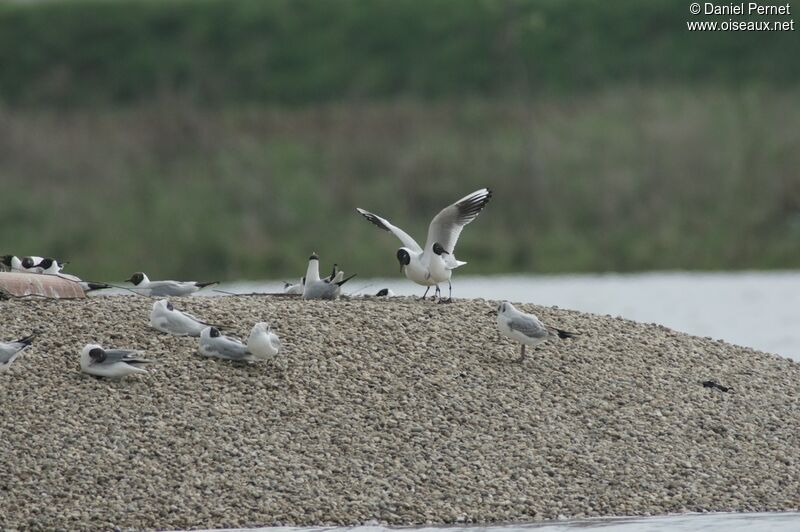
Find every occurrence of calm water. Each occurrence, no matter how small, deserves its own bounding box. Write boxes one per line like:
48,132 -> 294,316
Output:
215,512 -> 800,532
218,271 -> 800,361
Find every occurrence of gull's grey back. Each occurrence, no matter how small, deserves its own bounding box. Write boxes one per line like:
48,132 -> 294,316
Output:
201,336 -> 250,360
303,280 -> 340,300
147,281 -> 195,297
507,315 -> 548,340
153,306 -> 207,336
99,349 -> 141,364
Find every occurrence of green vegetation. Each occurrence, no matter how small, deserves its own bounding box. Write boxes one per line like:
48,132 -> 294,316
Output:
0,0 -> 797,106
1,0 -> 798,280
3,87 -> 800,280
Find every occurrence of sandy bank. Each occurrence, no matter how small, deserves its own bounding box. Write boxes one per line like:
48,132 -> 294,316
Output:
0,295 -> 798,530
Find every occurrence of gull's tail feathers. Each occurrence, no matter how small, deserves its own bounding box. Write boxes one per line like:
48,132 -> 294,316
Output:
551,328 -> 579,339
15,332 -> 39,346
125,358 -> 154,365
336,273 -> 358,287
84,282 -> 111,292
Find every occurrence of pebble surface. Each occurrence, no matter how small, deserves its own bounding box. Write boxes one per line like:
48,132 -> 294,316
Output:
1,295 -> 799,530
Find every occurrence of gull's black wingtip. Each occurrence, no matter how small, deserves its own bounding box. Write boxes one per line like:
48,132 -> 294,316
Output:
336,273 -> 358,286
556,328 -> 578,339
16,332 -> 38,346
356,208 -> 391,232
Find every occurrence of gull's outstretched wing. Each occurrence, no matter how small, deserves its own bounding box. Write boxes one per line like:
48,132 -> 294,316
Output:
356,208 -> 423,253
424,188 -> 492,254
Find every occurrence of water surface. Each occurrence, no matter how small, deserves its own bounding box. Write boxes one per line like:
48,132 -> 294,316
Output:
215,511 -> 800,532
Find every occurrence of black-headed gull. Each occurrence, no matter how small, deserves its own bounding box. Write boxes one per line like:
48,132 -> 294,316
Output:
285,261 -> 340,295
36,258 -> 109,293
283,278 -> 305,295
493,301 -> 577,362
149,299 -> 218,337
357,188 -> 492,302
0,333 -> 37,372
125,272 -> 217,297
33,257 -> 68,274
247,322 -> 281,359
0,255 -> 13,271
79,344 -> 152,378
2,255 -> 59,273
198,327 -> 252,361
301,253 -> 356,300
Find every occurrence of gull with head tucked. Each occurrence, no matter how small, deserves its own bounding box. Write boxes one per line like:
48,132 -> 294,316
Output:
247,322 -> 281,360
150,299 -> 219,337
79,344 -> 152,378
198,327 -> 253,361
283,278 -> 305,295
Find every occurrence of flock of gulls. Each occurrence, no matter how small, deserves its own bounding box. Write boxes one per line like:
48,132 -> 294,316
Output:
1,187 -> 578,376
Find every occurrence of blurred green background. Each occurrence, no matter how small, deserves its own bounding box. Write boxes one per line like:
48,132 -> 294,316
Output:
2,0 -> 799,281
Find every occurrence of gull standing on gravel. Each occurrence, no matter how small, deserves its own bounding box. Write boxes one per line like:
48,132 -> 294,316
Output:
494,301 -> 577,362
79,344 -> 152,378
0,333 -> 37,372
125,272 -> 217,297
150,299 -> 218,337
247,322 -> 281,359
356,187 -> 492,302
301,253 -> 356,300
198,326 -> 253,361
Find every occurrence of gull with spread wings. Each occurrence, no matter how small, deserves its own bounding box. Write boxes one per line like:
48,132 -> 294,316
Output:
356,188 -> 492,302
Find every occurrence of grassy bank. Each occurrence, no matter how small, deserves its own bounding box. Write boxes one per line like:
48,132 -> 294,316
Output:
3,86 -> 800,280
0,0 -> 797,106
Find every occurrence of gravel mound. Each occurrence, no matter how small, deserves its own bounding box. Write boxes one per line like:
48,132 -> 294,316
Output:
1,296 -> 798,530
